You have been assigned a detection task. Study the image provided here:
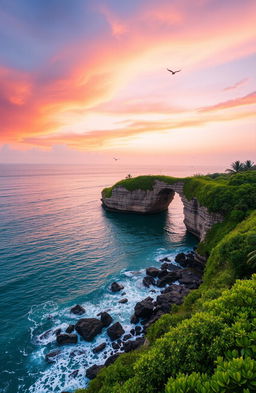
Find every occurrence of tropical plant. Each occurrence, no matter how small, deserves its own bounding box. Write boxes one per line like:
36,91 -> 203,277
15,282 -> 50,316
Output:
225,161 -> 244,173
244,160 -> 255,170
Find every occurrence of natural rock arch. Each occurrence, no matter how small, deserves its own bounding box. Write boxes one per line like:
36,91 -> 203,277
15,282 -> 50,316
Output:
101,180 -> 223,241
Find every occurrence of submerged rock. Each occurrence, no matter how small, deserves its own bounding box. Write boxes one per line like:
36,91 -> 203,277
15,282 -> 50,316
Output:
75,318 -> 103,341
122,337 -> 145,353
45,349 -> 61,363
156,271 -> 180,287
107,322 -> 125,341
110,282 -> 124,292
56,334 -> 78,345
70,304 -> 85,315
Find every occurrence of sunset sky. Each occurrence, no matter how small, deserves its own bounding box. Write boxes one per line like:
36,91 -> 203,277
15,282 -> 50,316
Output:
0,0 -> 255,166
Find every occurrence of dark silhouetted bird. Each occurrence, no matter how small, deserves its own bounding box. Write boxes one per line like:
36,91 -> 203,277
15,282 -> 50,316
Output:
113,157 -> 118,161
167,68 -> 181,75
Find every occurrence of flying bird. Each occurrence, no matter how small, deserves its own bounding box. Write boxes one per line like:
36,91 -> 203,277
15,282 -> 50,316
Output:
113,157 -> 118,161
167,68 -> 181,75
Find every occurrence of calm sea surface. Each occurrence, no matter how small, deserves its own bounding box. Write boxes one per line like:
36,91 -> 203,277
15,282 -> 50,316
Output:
0,164 -> 221,393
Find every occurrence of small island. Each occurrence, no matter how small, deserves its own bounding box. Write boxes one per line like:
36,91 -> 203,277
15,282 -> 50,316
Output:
76,169 -> 256,393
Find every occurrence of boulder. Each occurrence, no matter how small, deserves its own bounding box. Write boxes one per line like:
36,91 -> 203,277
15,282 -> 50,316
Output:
159,256 -> 171,262
158,269 -> 169,278
75,318 -> 103,341
112,342 -> 120,350
66,324 -> 75,334
100,312 -> 113,327
123,334 -> 132,341
54,328 -> 62,336
146,267 -> 160,277
134,297 -> 154,319
135,326 -> 142,335
45,350 -> 61,363
143,276 -> 155,287
57,334 -> 78,345
70,304 -> 85,315
156,271 -> 180,287
175,252 -> 186,264
130,314 -> 139,324
118,298 -> 128,304
86,364 -> 104,379
92,342 -> 106,354
105,353 -> 120,366
122,337 -> 145,353
110,282 -> 124,292
107,322 -> 125,341
179,269 -> 202,289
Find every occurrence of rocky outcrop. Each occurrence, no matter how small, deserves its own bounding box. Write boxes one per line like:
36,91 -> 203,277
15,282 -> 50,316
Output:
102,180 -> 223,241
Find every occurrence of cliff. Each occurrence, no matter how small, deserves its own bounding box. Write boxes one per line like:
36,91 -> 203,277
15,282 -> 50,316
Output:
102,179 -> 223,241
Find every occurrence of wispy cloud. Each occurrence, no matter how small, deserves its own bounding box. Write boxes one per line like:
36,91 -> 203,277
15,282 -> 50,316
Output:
223,78 -> 249,91
200,91 -> 256,112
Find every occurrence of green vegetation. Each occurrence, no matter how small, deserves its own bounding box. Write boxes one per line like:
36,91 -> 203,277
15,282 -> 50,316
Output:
225,160 -> 255,173
77,170 -> 256,393
102,175 -> 178,198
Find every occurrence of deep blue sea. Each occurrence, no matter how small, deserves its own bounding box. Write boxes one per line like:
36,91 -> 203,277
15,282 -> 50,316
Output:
0,163 -> 221,393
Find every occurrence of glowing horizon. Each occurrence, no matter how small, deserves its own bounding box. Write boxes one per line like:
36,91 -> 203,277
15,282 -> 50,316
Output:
0,0 -> 255,165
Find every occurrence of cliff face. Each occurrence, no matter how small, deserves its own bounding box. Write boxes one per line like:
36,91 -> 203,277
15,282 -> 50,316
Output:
102,180 -> 223,241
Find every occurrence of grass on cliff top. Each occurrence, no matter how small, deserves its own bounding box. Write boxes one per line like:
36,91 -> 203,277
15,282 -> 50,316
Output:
102,175 -> 179,198
102,171 -> 256,217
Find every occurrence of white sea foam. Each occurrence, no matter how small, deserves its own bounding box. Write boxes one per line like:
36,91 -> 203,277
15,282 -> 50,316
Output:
26,248 -> 189,393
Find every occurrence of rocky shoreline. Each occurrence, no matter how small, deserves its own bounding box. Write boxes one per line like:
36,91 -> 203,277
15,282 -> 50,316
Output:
42,248 -> 203,385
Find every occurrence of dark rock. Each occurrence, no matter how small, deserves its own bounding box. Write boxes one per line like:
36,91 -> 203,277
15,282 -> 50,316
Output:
118,298 -> 128,304
70,349 -> 86,357
100,312 -> 113,327
146,267 -> 160,277
158,269 -> 169,278
45,350 -> 61,363
175,252 -> 186,264
105,353 -> 120,366
112,342 -> 120,350
75,318 -> 103,341
57,334 -> 78,345
92,342 -> 106,354
69,369 -> 79,378
179,269 -> 202,289
123,334 -> 132,341
54,328 -> 62,336
70,304 -> 85,315
159,256 -> 171,262
156,272 -> 180,287
130,314 -> 139,324
134,297 -> 154,319
86,364 -> 104,379
135,326 -> 142,335
143,311 -> 165,330
39,329 -> 52,340
66,324 -> 75,334
143,276 -> 155,287
110,282 -> 124,292
123,337 -> 145,353
130,328 -> 135,336
107,322 -> 125,341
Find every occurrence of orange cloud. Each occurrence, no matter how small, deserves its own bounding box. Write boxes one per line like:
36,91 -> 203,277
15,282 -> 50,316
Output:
200,91 -> 256,112
223,78 -> 249,92
1,0 -> 256,152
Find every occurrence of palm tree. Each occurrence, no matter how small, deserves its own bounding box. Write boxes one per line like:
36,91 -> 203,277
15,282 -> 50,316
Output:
243,160 -> 255,170
225,160 -> 244,173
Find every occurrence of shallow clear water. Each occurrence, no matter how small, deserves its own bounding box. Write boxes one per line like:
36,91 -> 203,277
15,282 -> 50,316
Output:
0,163 -> 215,392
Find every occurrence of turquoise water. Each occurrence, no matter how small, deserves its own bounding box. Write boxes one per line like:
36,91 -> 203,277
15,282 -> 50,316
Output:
0,164 -> 207,392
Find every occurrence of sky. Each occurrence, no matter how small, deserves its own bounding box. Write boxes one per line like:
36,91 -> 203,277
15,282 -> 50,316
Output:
0,0 -> 255,167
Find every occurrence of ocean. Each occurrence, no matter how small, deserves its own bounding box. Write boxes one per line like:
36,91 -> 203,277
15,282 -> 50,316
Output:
0,163 -> 221,393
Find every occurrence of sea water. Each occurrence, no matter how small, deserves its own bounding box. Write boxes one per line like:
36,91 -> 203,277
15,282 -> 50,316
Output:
0,164 -> 220,393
